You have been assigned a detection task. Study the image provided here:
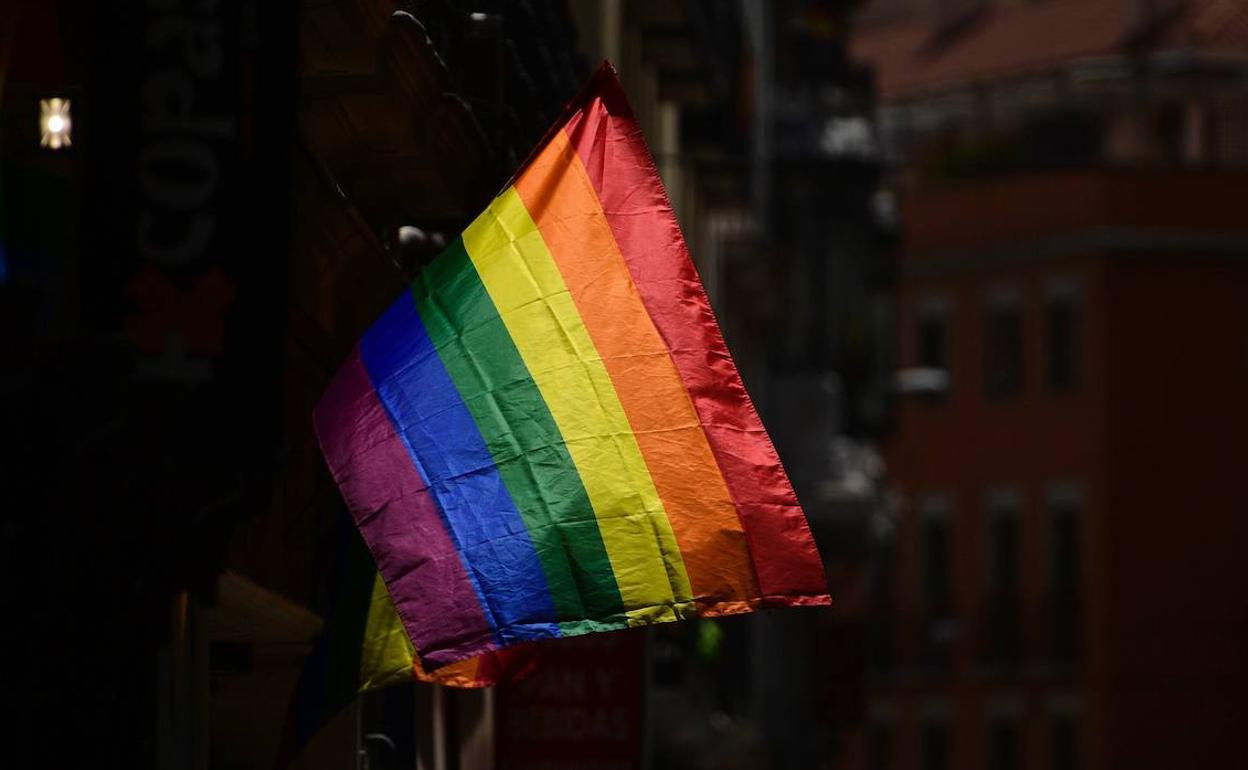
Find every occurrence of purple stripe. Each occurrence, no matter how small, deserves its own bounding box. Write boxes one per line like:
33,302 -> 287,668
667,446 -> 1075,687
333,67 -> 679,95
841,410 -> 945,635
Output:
314,346 -> 497,666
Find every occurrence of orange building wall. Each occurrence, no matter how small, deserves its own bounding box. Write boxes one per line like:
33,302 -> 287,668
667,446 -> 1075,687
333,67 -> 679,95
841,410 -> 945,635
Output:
1099,256 -> 1248,769
869,169 -> 1248,770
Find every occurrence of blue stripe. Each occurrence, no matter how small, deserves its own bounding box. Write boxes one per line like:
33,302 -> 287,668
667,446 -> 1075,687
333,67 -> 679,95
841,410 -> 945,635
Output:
360,294 -> 560,645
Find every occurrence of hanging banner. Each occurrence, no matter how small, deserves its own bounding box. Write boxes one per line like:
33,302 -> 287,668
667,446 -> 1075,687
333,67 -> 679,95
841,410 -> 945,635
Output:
495,632 -> 646,770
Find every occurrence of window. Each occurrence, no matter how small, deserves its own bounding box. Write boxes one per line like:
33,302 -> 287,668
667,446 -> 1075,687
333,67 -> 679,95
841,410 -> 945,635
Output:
868,539 -> 896,673
911,294 -> 952,399
1045,278 -> 1083,391
918,309 -> 948,370
1051,502 -> 1080,595
921,719 -> 950,770
1158,100 -> 1186,165
984,288 -> 1023,398
923,517 -> 950,607
1214,98 -> 1248,166
1048,483 -> 1083,663
1050,714 -> 1080,770
987,718 -> 1020,770
919,496 -> 952,669
982,489 -> 1021,665
867,721 -> 894,770
986,507 -> 1019,593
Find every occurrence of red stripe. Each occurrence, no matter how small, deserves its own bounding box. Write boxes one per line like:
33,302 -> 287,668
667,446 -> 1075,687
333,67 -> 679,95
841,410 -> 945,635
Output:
561,66 -> 829,605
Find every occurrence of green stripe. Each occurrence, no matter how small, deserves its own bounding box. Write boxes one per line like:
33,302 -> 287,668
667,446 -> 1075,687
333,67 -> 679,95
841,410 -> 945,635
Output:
358,574 -> 416,692
413,238 -> 625,625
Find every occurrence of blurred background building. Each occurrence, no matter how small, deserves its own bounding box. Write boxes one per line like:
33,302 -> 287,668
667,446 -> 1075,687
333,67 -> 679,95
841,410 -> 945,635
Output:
2,1 -> 1245,769
851,2 -> 1248,770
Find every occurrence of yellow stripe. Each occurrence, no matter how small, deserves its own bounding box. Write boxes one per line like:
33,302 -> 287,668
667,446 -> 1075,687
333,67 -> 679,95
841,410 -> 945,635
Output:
359,574 -> 415,692
462,187 -> 694,623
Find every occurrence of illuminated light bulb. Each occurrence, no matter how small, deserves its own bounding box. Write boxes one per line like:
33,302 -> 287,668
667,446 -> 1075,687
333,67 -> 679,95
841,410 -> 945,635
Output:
40,98 -> 72,149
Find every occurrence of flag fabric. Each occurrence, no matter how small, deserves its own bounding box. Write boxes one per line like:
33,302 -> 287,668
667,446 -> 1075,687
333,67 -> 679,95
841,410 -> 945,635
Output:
278,522 -> 537,766
314,62 -> 829,675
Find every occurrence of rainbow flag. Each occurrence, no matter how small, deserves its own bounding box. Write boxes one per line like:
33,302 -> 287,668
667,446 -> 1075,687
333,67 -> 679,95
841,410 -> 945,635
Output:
314,63 -> 829,675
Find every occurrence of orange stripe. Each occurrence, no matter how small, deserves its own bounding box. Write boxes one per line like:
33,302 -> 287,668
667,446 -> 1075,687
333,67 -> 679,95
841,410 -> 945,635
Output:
513,131 -> 760,612
413,652 -> 480,687
413,645 -> 541,688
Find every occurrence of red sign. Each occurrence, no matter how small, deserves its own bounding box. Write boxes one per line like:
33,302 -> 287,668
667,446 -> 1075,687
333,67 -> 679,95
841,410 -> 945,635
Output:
495,631 -> 646,770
